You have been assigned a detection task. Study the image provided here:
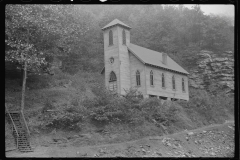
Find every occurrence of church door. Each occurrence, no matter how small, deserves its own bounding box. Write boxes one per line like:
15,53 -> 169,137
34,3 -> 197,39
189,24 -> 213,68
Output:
109,71 -> 117,92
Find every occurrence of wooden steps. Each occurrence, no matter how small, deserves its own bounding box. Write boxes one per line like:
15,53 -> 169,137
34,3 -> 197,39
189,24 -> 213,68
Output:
6,112 -> 34,152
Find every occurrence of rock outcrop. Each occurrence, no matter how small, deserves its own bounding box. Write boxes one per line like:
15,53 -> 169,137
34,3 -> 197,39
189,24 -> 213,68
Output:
189,50 -> 234,95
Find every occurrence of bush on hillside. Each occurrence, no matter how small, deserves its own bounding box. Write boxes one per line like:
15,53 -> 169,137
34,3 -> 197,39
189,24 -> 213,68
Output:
36,96 -> 87,131
83,86 -> 179,127
139,98 -> 179,126
82,86 -> 144,125
177,88 -> 234,125
39,105 -> 85,131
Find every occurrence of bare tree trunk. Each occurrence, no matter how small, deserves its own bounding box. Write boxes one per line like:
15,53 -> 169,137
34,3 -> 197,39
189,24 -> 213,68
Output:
21,61 -> 27,112
19,68 -> 23,86
21,28 -> 30,112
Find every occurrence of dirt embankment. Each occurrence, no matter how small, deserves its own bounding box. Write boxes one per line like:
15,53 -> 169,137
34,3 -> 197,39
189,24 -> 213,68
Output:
6,121 -> 235,158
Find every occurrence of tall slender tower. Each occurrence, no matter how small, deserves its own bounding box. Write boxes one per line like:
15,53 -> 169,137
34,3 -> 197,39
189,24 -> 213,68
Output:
102,19 -> 131,95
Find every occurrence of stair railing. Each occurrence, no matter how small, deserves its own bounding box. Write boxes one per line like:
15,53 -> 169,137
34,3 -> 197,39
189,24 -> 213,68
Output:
5,105 -> 19,148
5,106 -> 19,138
20,110 -> 30,136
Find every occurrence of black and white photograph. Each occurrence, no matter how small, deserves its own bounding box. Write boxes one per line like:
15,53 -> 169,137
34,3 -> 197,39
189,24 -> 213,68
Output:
5,4 -> 235,157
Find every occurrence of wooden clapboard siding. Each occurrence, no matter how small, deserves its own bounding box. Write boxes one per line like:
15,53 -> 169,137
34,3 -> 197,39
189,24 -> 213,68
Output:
129,51 -> 147,96
145,65 -> 189,100
117,26 -> 131,95
103,26 -> 121,94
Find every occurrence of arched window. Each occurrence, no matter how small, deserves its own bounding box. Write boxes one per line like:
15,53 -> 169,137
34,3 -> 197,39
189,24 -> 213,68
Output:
182,78 -> 185,92
109,30 -> 113,46
109,71 -> 117,92
136,70 -> 141,86
172,75 -> 176,90
122,29 -> 126,45
162,73 -> 165,88
109,71 -> 117,82
150,70 -> 154,86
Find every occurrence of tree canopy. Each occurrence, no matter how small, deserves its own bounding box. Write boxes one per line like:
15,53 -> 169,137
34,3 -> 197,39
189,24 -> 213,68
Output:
5,5 -> 234,74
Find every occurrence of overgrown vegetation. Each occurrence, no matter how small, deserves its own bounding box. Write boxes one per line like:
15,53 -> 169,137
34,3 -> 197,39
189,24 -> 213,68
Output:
81,86 -> 178,126
25,83 -> 233,134
5,67 -> 234,134
177,88 -> 234,126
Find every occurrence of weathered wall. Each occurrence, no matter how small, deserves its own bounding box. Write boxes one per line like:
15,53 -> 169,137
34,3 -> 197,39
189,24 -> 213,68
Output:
103,26 -> 121,93
129,51 -> 147,97
117,26 -> 131,95
145,65 -> 189,100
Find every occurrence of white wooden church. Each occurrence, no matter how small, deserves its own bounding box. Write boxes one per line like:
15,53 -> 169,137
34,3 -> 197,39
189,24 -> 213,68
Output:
101,19 -> 189,101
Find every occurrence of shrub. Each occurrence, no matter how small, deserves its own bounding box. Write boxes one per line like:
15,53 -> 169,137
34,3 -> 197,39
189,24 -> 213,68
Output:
40,105 -> 85,131
139,98 -> 179,126
82,86 -> 144,125
84,95 -> 128,124
123,88 -> 143,104
177,88 -> 234,125
83,85 -> 182,127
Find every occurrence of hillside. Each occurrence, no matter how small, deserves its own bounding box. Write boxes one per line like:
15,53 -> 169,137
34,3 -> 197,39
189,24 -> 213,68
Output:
5,4 -> 235,158
5,68 -> 234,157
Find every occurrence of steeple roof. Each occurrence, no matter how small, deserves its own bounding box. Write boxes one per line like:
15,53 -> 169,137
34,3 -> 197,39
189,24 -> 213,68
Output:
101,19 -> 131,31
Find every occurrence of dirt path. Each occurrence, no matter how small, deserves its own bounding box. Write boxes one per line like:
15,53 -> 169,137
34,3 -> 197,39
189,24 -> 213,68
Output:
6,121 -> 235,157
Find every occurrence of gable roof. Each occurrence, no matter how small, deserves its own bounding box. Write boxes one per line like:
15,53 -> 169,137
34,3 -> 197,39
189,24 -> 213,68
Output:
127,43 -> 189,75
101,19 -> 131,31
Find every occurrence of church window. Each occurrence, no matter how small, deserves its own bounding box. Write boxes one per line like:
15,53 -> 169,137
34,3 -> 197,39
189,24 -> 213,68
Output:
122,30 -> 126,45
150,70 -> 154,86
172,75 -> 176,90
136,70 -> 141,86
109,71 -> 117,92
109,71 -> 117,82
162,73 -> 165,88
109,30 -> 113,46
182,78 -> 185,92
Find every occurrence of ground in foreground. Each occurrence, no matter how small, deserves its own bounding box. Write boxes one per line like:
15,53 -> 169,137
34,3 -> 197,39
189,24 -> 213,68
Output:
6,121 -> 235,157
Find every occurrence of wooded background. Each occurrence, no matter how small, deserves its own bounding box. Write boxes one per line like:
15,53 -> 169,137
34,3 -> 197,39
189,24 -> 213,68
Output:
5,5 -> 234,75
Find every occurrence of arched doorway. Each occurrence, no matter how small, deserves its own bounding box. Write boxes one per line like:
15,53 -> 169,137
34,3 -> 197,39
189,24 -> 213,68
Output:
109,71 -> 117,92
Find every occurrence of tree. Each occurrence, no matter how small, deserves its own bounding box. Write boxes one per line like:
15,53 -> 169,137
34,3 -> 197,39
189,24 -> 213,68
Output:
5,5 -> 49,111
5,4 -> 94,109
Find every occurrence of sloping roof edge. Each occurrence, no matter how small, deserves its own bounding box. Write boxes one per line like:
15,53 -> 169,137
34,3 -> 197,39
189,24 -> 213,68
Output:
128,46 -> 189,75
145,63 -> 189,75
127,47 -> 146,65
102,24 -> 131,31
101,19 -> 131,31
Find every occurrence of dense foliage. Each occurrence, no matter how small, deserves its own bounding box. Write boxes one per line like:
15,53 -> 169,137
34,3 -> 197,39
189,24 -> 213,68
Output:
5,5 -> 234,74
177,88 -> 234,126
82,86 -> 179,126
28,84 -> 234,132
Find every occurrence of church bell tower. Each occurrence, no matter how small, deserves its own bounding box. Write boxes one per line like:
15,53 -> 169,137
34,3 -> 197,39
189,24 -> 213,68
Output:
102,19 -> 131,95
